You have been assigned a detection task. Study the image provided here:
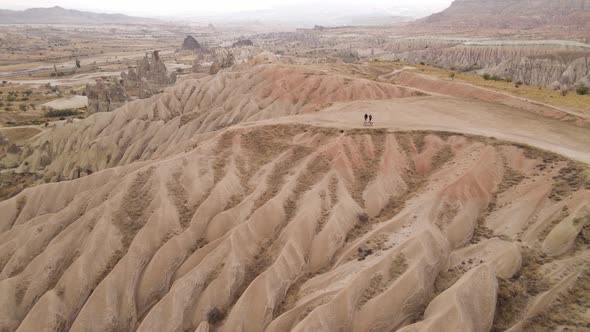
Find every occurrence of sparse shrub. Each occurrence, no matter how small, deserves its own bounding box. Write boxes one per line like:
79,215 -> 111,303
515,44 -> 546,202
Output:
6,95 -> 16,102
576,85 -> 589,95
175,68 -> 183,73
449,72 -> 455,80
505,77 -> 512,83
561,89 -> 569,96
24,90 -> 33,96
45,109 -> 79,117
207,307 -> 225,325
4,107 -> 11,111
19,104 -> 27,111
358,213 -> 369,223
7,143 -> 20,154
482,74 -> 506,82
419,62 -> 425,65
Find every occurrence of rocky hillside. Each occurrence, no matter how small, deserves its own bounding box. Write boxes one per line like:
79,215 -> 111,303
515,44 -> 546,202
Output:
0,6 -> 157,25
421,0 -> 590,29
5,60 -> 419,182
1,120 -> 589,332
1,53 -> 589,332
380,41 -> 590,87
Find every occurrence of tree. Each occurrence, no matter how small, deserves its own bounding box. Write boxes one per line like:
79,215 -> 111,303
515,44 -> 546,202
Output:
75,59 -> 81,68
449,72 -> 456,80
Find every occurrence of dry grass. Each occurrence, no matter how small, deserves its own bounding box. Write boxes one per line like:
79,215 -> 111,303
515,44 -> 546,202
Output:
493,248 -> 552,331
112,167 -> 155,248
358,273 -> 386,307
523,266 -> 590,331
0,171 -> 38,202
370,60 -> 590,110
0,127 -> 42,143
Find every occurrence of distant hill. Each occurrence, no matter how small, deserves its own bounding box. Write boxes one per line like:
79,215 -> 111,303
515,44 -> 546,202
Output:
418,0 -> 590,29
0,6 -> 158,25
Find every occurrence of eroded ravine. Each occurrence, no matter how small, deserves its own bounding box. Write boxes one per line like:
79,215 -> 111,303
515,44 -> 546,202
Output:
1,124 -> 588,332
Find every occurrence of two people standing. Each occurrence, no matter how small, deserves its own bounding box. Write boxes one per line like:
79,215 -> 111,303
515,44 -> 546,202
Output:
364,113 -> 373,126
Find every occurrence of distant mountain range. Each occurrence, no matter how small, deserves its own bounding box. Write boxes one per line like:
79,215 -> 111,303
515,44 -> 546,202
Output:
0,6 -> 158,24
419,0 -> 590,29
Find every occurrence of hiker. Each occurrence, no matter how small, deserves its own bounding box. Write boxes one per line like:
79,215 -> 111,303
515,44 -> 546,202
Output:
364,113 -> 368,122
369,114 -> 373,123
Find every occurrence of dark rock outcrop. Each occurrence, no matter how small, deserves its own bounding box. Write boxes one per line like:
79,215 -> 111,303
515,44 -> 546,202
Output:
181,35 -> 202,51
232,39 -> 254,48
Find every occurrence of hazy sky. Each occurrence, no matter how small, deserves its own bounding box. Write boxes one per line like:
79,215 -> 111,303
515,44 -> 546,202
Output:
0,0 -> 454,18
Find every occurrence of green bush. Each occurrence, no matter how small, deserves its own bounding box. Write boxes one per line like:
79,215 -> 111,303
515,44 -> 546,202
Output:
45,109 -> 79,117
482,73 -> 491,80
576,85 -> 589,95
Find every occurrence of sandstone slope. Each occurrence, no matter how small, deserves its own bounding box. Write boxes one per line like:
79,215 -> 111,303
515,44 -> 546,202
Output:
0,58 -> 589,332
1,124 -> 589,331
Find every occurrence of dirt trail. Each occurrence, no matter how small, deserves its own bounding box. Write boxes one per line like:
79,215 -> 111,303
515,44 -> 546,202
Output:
246,96 -> 590,163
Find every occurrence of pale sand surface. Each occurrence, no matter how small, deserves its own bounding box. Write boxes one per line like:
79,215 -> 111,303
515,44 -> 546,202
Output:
42,95 -> 88,110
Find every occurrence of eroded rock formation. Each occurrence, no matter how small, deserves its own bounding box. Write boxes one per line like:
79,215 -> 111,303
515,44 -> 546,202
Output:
486,55 -> 590,87
85,79 -> 128,113
383,42 -> 590,86
209,47 -> 261,74
121,50 -> 176,98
